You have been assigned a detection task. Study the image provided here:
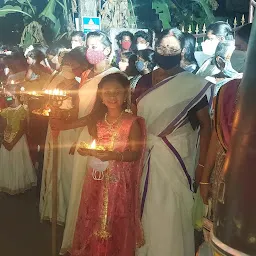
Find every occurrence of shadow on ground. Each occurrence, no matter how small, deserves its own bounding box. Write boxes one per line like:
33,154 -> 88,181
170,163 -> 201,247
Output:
0,188 -> 64,256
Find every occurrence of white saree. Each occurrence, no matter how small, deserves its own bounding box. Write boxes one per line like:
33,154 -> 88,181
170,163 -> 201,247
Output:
60,67 -> 120,254
137,71 -> 212,256
39,73 -> 78,224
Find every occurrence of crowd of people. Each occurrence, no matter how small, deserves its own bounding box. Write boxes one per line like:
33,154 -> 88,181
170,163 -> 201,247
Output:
0,21 -> 252,256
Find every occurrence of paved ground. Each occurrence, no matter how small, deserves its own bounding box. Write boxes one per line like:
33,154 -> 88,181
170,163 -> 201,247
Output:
0,188 -> 64,256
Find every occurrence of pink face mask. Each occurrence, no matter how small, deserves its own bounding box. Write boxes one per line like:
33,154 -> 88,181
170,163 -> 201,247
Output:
86,48 -> 106,65
121,41 -> 132,50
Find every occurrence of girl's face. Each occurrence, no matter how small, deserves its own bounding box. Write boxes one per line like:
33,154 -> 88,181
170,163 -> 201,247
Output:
118,57 -> 129,72
27,56 -> 35,65
100,81 -> 127,110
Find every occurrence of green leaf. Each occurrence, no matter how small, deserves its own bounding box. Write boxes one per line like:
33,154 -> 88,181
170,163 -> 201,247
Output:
39,0 -> 57,24
0,5 -> 32,17
192,0 -> 215,23
152,0 -> 171,29
25,0 -> 36,16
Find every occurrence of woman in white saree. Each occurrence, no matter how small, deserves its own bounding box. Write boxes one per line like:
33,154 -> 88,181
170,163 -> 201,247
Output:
39,52 -> 80,224
54,31 -> 120,255
135,29 -> 212,256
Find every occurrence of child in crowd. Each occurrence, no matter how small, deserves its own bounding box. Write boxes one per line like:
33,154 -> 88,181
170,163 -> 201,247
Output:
0,85 -> 37,195
71,73 -> 145,256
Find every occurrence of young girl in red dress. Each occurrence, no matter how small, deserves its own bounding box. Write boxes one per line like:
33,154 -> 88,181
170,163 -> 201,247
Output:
71,73 -> 146,256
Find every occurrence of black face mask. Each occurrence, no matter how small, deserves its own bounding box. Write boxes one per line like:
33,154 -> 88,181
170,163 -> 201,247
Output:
154,52 -> 181,70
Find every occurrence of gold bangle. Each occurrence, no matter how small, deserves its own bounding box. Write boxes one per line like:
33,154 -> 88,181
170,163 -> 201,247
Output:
198,163 -> 205,168
200,182 -> 210,185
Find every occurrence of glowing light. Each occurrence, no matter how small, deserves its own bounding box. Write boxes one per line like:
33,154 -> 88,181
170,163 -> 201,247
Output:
20,87 -> 25,91
90,139 -> 96,149
32,91 -> 36,95
11,80 -> 14,84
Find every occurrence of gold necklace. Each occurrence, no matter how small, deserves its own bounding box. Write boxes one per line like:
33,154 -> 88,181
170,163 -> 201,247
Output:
104,111 -> 124,127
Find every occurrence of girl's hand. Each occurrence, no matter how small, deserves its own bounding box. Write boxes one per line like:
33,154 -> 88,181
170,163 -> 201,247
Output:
69,142 -> 77,155
94,151 -> 116,162
77,147 -> 116,162
77,147 -> 91,157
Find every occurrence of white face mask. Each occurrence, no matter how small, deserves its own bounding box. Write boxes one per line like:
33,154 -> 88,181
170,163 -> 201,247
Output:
137,43 -> 147,51
201,39 -> 219,56
231,49 -> 247,73
71,41 -> 82,49
4,67 -> 10,76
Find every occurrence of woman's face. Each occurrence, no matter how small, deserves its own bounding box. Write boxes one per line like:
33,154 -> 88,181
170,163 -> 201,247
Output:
202,31 -> 221,56
118,57 -> 129,72
100,81 -> 127,110
86,36 -> 105,51
70,59 -> 84,77
156,36 -> 181,56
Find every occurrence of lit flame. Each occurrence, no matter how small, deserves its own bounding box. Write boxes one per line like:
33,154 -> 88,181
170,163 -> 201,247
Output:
32,91 -> 36,95
11,80 -> 14,84
90,139 -> 96,149
20,87 -> 25,92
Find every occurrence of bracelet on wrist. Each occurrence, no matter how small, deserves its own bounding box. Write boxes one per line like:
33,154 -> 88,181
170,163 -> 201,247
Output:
198,163 -> 205,168
200,181 -> 210,185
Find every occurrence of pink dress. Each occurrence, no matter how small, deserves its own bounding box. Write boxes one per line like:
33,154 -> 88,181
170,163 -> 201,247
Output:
72,115 -> 145,256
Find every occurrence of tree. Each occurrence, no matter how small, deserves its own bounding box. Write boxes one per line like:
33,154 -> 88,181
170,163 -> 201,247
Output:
0,0 -> 76,48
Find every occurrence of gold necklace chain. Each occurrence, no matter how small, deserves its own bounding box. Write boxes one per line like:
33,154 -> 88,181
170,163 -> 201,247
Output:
104,111 -> 124,127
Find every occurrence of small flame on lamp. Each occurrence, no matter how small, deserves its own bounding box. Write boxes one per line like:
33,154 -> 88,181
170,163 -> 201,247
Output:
90,140 -> 96,149
20,87 -> 25,92
11,80 -> 14,84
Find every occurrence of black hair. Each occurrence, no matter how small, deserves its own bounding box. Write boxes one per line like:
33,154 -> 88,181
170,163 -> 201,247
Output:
115,31 -> 134,48
207,21 -> 234,40
46,45 -> 65,56
65,46 -> 89,68
86,31 -> 112,56
120,52 -> 139,76
137,49 -> 156,72
26,49 -> 46,64
3,53 -> 27,73
236,23 -> 252,44
214,40 -> 235,68
156,28 -> 184,48
181,33 -> 199,69
88,73 -> 130,138
134,30 -> 152,46
71,31 -> 85,41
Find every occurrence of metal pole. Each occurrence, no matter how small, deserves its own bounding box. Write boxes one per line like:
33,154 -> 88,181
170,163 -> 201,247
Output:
211,15 -> 256,256
249,0 -> 255,23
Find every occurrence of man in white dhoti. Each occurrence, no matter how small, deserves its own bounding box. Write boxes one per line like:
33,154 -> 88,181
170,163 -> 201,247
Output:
134,28 -> 213,256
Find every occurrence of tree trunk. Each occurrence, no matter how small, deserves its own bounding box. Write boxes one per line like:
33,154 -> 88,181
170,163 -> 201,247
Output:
77,0 -> 98,31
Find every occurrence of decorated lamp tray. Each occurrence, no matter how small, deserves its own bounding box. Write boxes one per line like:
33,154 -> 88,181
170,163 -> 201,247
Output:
79,140 -> 106,152
32,108 -> 51,117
